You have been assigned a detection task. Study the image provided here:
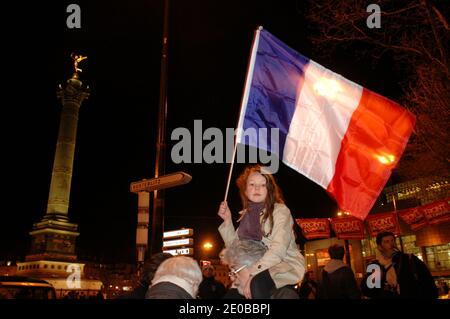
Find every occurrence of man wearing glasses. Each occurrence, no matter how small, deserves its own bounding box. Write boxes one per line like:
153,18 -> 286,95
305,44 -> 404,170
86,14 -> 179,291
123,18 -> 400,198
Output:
224,240 -> 299,299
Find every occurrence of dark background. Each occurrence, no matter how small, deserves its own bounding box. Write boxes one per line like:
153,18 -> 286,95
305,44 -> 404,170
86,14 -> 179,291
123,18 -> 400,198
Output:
1,0 -> 403,263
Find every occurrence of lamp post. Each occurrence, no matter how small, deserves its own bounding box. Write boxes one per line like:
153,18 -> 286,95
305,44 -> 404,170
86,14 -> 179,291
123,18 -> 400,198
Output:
392,195 -> 405,253
202,242 -> 213,262
344,239 -> 351,266
203,242 -> 213,250
337,211 -> 352,266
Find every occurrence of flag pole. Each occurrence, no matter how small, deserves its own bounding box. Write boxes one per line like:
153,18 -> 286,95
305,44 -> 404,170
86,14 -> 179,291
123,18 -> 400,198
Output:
223,26 -> 263,201
223,136 -> 239,201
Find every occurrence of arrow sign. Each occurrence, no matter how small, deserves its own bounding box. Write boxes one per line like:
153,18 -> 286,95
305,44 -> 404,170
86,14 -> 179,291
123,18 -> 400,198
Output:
130,171 -> 192,193
163,248 -> 194,256
163,228 -> 193,239
163,238 -> 194,248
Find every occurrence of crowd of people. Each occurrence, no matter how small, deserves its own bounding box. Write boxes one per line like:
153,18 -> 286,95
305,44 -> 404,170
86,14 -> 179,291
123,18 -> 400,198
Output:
118,165 -> 441,300
128,237 -> 439,299
62,290 -> 104,299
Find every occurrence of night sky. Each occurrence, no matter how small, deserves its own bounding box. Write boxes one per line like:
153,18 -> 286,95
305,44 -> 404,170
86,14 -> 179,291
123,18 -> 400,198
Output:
2,1 -> 405,263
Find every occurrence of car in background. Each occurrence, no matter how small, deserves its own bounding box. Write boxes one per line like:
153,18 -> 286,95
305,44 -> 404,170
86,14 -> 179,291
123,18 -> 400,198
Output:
0,276 -> 56,299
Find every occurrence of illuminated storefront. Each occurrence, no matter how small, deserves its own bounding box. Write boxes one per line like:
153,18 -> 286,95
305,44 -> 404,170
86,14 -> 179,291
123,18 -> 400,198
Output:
302,176 -> 450,294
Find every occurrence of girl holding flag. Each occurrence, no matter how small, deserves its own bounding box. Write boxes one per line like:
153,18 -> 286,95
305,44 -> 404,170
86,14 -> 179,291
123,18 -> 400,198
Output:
218,164 -> 305,298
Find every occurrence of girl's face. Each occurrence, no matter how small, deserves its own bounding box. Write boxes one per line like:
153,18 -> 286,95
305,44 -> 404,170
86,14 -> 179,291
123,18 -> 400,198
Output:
245,172 -> 268,203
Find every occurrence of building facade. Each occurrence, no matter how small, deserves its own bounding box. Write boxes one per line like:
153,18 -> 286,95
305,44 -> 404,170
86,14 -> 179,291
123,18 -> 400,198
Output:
303,176 -> 450,293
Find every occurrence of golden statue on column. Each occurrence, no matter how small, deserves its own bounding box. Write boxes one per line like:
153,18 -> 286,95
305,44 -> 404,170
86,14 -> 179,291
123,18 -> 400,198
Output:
71,53 -> 88,78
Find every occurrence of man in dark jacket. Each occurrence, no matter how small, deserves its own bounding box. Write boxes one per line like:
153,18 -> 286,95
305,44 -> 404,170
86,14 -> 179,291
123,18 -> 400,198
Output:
319,244 -> 361,299
118,252 -> 172,299
146,256 -> 203,299
361,231 -> 438,299
198,264 -> 226,299
298,271 -> 318,299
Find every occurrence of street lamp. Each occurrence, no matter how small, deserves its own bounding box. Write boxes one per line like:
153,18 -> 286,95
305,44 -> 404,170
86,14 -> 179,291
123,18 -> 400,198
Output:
201,242 -> 214,262
336,211 -> 351,266
203,242 -> 213,250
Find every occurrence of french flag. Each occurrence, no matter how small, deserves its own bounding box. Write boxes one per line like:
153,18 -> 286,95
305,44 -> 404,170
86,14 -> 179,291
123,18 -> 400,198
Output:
237,27 -> 416,221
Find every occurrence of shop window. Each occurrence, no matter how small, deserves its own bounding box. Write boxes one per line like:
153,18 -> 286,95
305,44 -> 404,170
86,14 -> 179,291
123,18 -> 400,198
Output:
426,243 -> 450,271
401,235 -> 421,258
316,249 -> 330,267
361,238 -> 377,257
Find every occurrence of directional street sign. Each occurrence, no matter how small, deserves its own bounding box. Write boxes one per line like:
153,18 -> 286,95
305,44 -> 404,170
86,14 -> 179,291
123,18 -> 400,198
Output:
163,248 -> 194,256
130,171 -> 192,193
163,238 -> 194,248
162,228 -> 194,256
163,228 -> 193,239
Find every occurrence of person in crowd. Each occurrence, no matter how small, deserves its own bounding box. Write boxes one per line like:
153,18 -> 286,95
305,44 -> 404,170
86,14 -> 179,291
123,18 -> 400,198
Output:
439,282 -> 449,296
298,271 -> 319,299
219,248 -> 244,299
95,290 -> 104,299
217,165 -> 305,299
361,231 -> 438,299
119,252 -> 173,299
319,244 -> 360,299
224,239 -> 299,299
146,256 -> 202,299
198,264 -> 226,299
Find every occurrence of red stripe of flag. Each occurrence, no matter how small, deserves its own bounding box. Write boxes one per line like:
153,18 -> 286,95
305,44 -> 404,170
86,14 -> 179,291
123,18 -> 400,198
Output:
327,88 -> 416,220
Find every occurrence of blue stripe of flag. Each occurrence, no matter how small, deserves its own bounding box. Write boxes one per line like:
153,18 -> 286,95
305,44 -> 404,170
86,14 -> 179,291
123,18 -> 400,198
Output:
241,30 -> 310,156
